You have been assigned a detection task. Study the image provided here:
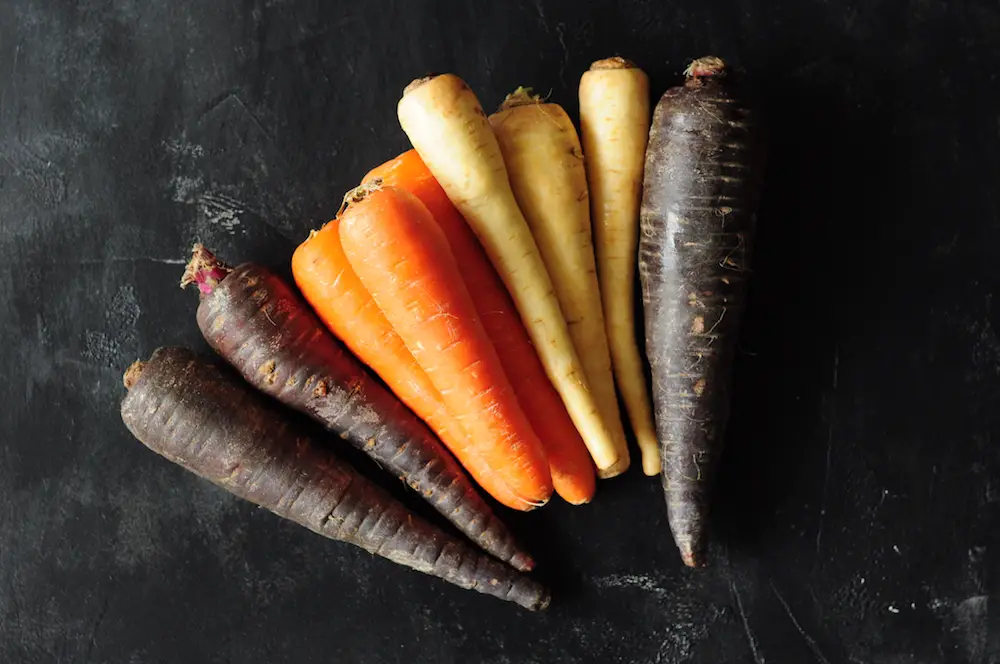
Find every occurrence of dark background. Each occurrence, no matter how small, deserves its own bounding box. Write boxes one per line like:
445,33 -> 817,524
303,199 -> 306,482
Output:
2,0 -> 998,662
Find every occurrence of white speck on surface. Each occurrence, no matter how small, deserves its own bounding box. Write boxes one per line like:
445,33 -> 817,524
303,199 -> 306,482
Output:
888,605 -> 899,614
170,174 -> 204,203
892,544 -> 901,554
594,574 -> 667,595
162,138 -> 205,159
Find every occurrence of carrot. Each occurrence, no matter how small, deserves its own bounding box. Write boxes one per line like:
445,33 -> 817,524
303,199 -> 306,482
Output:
365,152 -> 596,505
397,74 -> 620,475
488,88 -> 629,480
638,57 -> 766,567
579,57 -> 661,476
338,184 -> 554,508
181,244 -> 533,570
120,347 -> 549,609
292,218 -> 531,510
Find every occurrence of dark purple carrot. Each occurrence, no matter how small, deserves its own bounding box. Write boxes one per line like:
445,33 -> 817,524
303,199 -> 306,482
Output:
180,244 -> 533,572
120,347 -> 550,610
638,56 -> 766,567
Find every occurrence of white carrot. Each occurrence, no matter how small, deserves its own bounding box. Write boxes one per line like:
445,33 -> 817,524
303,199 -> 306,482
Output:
579,57 -> 660,475
489,88 -> 630,478
397,74 -> 620,473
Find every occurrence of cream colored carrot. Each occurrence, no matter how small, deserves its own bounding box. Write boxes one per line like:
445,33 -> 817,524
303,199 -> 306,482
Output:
489,88 -> 630,478
579,57 -> 660,476
397,74 -> 620,474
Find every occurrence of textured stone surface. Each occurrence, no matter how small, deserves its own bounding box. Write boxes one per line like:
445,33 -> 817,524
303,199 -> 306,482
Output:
1,0 -> 998,661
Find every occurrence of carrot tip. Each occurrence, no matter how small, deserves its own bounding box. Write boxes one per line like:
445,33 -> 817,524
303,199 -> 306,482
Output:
123,360 -> 145,390
678,538 -> 709,568
684,56 -> 727,80
180,243 -> 231,295
510,553 -> 536,573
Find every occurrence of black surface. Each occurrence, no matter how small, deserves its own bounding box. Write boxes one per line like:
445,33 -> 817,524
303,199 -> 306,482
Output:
1,0 -> 998,662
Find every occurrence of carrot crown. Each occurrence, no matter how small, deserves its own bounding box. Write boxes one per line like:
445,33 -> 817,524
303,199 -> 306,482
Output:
338,178 -> 383,217
123,360 -> 145,389
180,243 -> 232,295
499,87 -> 543,111
589,56 -> 637,71
684,56 -> 727,80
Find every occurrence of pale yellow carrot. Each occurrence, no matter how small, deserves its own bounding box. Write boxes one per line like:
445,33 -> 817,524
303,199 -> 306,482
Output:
579,57 -> 660,475
489,88 -> 630,478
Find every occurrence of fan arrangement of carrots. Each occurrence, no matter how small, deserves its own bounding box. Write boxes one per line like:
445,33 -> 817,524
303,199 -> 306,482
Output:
120,55 -> 765,608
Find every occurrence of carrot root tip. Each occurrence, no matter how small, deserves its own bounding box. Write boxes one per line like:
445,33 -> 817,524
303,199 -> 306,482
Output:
123,360 -> 145,389
180,243 -> 231,295
678,538 -> 709,568
510,553 -> 536,573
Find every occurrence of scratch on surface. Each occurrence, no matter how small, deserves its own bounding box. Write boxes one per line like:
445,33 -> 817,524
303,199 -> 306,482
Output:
770,582 -> 831,664
84,595 -> 111,661
197,92 -> 280,160
815,414 -> 833,557
532,0 -> 550,32
555,23 -> 569,82
730,581 -> 764,663
42,257 -> 187,266
832,344 -> 839,389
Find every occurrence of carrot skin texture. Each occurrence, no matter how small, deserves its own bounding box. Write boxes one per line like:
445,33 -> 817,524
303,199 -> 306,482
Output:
638,58 -> 765,568
292,222 -> 531,510
189,255 -> 533,570
365,152 -> 596,505
338,186 -> 554,508
120,347 -> 550,610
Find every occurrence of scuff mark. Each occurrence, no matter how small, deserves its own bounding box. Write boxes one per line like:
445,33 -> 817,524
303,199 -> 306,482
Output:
771,582 -> 831,664
951,595 -> 988,664
83,284 -> 140,369
594,573 -> 668,596
730,581 -> 764,663
198,192 -> 244,233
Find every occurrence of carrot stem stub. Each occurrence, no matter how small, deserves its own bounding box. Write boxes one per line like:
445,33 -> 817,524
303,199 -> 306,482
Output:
638,57 -> 766,567
182,244 -> 534,571
336,184 -> 555,508
120,347 -> 550,610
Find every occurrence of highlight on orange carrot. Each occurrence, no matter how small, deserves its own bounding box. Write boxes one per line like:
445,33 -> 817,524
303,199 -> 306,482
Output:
365,152 -> 596,505
337,183 -> 554,508
292,209 -> 531,510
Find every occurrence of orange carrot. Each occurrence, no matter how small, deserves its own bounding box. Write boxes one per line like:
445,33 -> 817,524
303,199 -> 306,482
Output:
338,184 -> 554,508
292,218 -> 531,510
366,152 -> 596,504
